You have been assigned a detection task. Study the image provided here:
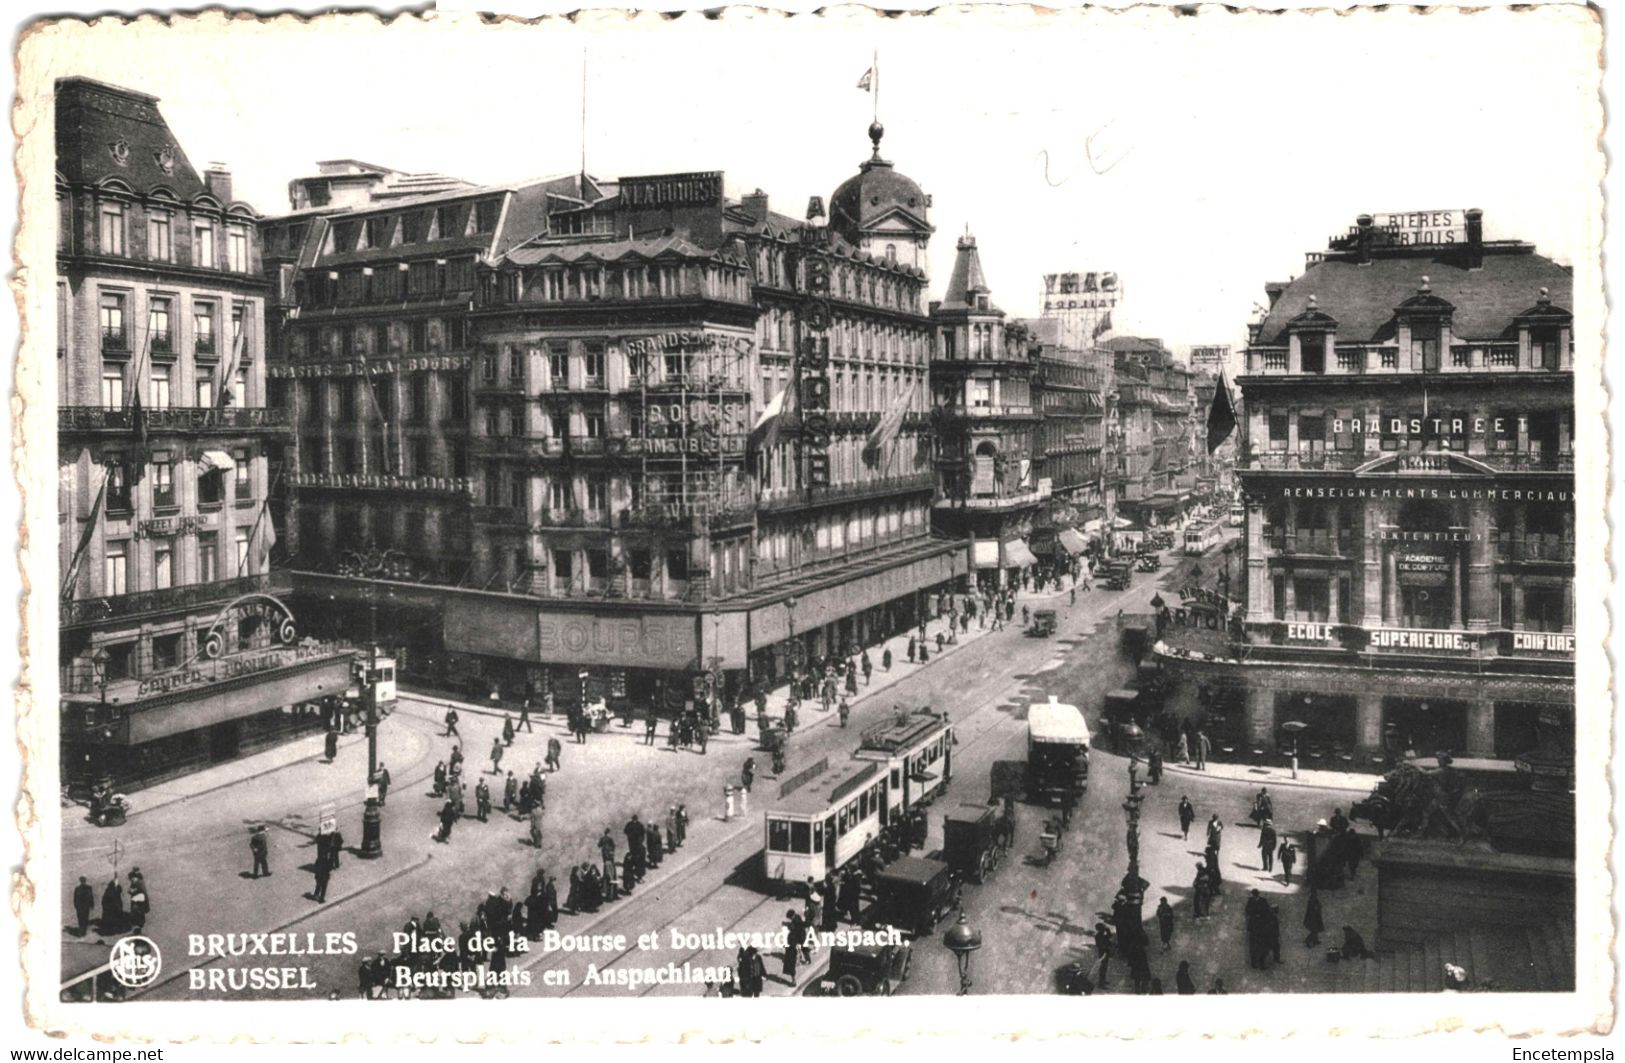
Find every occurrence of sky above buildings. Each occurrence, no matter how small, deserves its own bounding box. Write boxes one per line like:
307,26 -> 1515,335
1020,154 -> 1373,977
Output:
29,7 -> 1599,354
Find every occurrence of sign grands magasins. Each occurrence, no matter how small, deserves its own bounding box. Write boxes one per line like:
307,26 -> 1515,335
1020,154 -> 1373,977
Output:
1190,345 -> 1229,365
620,172 -> 723,209
797,228 -> 833,488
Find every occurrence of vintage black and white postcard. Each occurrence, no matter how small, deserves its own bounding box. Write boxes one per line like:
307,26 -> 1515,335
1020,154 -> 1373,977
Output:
11,3 -> 1610,1041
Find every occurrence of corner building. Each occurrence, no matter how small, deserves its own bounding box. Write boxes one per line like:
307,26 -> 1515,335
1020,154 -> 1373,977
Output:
928,234 -> 1046,585
55,78 -> 354,792
269,124 -> 960,711
1165,211 -> 1574,766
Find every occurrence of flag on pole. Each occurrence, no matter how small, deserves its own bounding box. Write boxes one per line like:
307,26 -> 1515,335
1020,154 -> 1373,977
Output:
61,470 -> 109,601
216,318 -> 246,408
857,67 -> 874,91
1206,368 -> 1238,454
127,389 -> 149,486
748,383 -> 792,453
863,380 -> 913,464
1092,311 -> 1113,340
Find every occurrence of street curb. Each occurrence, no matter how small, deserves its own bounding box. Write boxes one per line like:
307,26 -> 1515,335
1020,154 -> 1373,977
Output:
102,730 -> 379,823
1159,760 -> 1372,794
130,851 -> 436,998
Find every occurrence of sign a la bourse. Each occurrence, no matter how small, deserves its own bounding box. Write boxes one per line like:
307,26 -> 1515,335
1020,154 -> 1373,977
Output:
620,172 -> 724,210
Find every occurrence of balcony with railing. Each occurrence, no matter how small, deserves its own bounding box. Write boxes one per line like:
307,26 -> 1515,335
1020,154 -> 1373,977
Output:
1244,342 -> 1571,379
536,508 -> 612,530
1494,535 -> 1575,564
62,570 -> 293,629
935,403 -> 1038,421
100,327 -> 129,353
937,481 -> 1054,511
473,504 -> 527,527
758,472 -> 936,514
1248,450 -> 1369,472
59,405 -> 289,435
1265,530 -> 1357,557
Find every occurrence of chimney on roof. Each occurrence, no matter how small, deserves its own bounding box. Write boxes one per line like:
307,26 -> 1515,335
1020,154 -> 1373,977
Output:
205,163 -> 233,204
1355,213 -> 1374,264
741,189 -> 769,223
1465,207 -> 1484,269
1264,281 -> 1287,309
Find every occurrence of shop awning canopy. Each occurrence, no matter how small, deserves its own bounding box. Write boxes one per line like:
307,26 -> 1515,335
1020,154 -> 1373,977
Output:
1003,539 -> 1039,569
198,449 -> 236,472
972,540 -> 1000,567
1057,529 -> 1089,555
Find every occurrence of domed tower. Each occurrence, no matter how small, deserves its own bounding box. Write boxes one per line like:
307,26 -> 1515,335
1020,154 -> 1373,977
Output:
829,121 -> 934,275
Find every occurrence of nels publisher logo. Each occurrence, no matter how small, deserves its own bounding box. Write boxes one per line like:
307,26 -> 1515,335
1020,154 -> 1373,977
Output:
109,936 -> 162,989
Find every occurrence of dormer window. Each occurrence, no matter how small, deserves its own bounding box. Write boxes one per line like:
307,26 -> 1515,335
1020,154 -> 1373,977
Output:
1299,333 -> 1325,374
1410,320 -> 1441,372
1531,326 -> 1561,371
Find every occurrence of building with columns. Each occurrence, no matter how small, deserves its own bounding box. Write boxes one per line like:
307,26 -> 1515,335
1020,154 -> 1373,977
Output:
55,77 -> 354,792
1167,210 -> 1574,766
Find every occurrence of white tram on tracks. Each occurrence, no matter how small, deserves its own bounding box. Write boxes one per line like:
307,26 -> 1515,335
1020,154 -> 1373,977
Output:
762,709 -> 954,889
854,708 -> 955,820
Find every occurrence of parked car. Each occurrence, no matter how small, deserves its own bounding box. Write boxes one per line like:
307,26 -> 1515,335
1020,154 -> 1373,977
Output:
814,940 -> 913,996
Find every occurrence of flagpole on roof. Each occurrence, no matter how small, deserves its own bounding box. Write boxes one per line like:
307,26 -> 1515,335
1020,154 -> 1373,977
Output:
873,49 -> 879,124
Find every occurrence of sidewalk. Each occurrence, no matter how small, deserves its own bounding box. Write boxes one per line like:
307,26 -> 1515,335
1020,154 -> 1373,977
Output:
1160,758 -> 1376,795
63,717 -> 427,827
402,591 -> 1035,751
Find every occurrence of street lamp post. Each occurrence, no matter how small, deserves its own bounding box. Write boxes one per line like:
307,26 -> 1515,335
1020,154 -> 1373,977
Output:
942,910 -> 983,995
1121,790 -> 1147,901
358,652 -> 384,859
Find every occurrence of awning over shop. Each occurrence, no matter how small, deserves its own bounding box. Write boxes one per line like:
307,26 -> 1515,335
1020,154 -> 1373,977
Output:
1083,519 -> 1104,534
973,540 -> 1000,568
1057,529 -> 1089,555
198,449 -> 236,472
1003,539 -> 1039,569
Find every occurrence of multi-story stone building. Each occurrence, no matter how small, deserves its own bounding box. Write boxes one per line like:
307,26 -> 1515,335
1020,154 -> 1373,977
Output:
266,124 -> 961,711
1022,317 -> 1108,535
928,234 -> 1046,586
1107,336 -> 1194,529
1165,210 -> 1574,764
55,77 -> 354,792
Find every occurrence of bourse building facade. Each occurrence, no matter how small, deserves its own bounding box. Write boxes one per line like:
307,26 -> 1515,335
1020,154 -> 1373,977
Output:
1162,210 -> 1574,767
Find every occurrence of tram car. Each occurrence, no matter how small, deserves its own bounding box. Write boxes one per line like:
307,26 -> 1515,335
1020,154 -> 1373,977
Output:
1183,521 -> 1224,556
366,650 -> 398,711
762,709 -> 955,890
853,708 -> 955,822
764,760 -> 886,889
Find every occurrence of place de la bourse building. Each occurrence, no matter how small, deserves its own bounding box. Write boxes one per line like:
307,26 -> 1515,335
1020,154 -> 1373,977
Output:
266,125 -> 960,713
1163,210 -> 1574,766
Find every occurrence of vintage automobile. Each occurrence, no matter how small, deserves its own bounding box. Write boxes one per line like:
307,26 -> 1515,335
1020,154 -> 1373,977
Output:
814,940 -> 914,996
866,855 -> 960,938
1135,554 -> 1162,572
1101,561 -> 1134,590
1027,609 -> 1058,637
941,803 -> 1010,883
